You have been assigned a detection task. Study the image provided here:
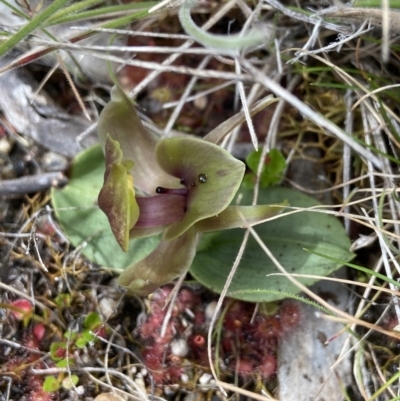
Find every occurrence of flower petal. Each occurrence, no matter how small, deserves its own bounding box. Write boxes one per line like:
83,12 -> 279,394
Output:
98,135 -> 139,251
135,195 -> 186,227
117,227 -> 198,296
156,137 -> 246,240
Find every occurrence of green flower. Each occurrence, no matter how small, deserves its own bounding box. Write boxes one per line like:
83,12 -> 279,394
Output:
98,86 -> 284,295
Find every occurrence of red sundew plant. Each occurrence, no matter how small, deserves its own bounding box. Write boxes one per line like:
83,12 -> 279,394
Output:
258,354 -> 277,380
28,375 -> 56,401
277,300 -> 302,333
135,286 -> 305,385
10,299 -> 33,322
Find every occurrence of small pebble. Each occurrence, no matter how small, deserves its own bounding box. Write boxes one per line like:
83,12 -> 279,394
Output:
170,338 -> 189,357
0,138 -> 11,154
205,301 -> 219,321
75,385 -> 85,396
42,151 -> 68,172
98,297 -> 118,320
199,372 -> 212,385
163,386 -> 176,397
194,95 -> 208,111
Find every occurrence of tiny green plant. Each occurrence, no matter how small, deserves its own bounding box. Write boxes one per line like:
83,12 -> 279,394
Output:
243,148 -> 286,189
45,312 -> 104,392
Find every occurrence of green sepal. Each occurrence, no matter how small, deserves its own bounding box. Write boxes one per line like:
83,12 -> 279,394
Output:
117,227 -> 198,296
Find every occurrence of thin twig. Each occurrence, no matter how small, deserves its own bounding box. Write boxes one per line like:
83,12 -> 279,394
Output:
0,172 -> 67,196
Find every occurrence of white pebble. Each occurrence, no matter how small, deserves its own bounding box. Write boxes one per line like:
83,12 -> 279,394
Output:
99,297 -> 117,320
170,338 -> 189,357
42,151 -> 68,172
75,385 -> 85,396
0,138 -> 11,154
199,373 -> 212,385
194,95 -> 208,111
205,301 -> 219,321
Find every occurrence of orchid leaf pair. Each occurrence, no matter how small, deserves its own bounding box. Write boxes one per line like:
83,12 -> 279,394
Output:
96,86 -> 284,295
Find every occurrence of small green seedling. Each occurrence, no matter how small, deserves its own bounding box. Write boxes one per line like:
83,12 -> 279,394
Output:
243,148 -> 286,189
46,312 -> 103,391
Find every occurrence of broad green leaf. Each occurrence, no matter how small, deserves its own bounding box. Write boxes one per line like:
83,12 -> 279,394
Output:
156,137 -> 246,240
190,187 -> 354,302
51,145 -> 159,270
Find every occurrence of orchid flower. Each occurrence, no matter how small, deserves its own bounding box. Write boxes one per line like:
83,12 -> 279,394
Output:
97,86 -> 284,296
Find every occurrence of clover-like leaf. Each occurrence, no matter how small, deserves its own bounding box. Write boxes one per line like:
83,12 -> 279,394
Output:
98,86 -> 177,194
245,148 -> 286,188
155,137 -> 246,240
117,227 -> 198,295
98,135 -> 139,251
43,376 -> 60,392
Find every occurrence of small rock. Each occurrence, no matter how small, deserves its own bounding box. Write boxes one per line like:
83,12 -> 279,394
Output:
170,338 -> 189,357
0,137 -> 11,154
199,372 -> 212,385
205,301 -> 219,321
98,297 -> 118,320
194,95 -> 208,111
42,151 -> 68,172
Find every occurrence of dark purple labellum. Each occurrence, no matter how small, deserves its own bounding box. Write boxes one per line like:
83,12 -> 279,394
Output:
198,173 -> 207,183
